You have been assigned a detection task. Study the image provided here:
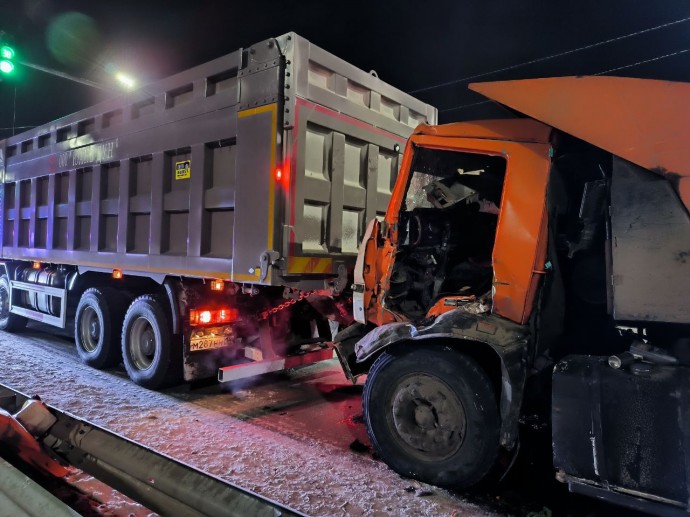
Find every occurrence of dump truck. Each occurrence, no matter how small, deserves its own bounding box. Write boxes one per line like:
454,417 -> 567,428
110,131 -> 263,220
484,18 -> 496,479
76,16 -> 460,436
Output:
0,32 -> 436,389
336,76 -> 690,514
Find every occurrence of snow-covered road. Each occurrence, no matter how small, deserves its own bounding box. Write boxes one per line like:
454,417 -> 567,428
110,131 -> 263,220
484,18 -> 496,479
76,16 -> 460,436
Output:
0,323 -> 497,517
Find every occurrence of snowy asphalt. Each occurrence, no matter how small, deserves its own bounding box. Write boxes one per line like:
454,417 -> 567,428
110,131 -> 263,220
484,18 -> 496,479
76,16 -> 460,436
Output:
0,323 -> 497,517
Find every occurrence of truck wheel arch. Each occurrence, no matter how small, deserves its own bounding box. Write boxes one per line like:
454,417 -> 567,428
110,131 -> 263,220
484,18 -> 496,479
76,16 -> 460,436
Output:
360,332 -> 525,452
363,343 -> 500,488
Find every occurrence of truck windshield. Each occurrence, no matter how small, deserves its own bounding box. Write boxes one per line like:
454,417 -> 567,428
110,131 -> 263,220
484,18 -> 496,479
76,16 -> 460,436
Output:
388,146 -> 507,320
404,146 -> 506,213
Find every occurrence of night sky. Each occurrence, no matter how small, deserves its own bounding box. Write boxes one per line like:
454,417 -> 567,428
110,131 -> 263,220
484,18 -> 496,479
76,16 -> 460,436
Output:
1,0 -> 690,138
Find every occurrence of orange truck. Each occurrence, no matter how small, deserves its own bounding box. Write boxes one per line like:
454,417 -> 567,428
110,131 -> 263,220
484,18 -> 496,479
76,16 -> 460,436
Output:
335,77 -> 690,513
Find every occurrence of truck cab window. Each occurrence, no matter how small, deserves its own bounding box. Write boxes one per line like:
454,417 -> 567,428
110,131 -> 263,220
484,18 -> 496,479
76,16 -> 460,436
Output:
389,147 -> 506,320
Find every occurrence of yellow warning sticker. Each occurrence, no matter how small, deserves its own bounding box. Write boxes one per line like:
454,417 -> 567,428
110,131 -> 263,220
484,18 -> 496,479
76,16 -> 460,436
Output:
175,160 -> 191,180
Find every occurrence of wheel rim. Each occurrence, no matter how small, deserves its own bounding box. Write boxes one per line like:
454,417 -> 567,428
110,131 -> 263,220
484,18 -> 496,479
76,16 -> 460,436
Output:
129,317 -> 156,371
78,306 -> 101,353
388,373 -> 467,462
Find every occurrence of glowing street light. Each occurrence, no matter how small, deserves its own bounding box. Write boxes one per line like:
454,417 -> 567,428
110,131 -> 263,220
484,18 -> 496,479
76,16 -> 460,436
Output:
115,72 -> 136,90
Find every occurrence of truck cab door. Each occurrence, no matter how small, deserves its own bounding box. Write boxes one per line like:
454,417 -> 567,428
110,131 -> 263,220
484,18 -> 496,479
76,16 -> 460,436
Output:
353,218 -> 380,323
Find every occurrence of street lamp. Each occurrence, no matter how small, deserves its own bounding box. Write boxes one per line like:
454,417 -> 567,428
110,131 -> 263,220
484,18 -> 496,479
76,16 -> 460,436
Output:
115,72 -> 136,90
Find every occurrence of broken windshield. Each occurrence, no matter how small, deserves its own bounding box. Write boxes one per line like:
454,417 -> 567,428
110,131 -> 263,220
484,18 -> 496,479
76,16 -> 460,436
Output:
403,146 -> 507,213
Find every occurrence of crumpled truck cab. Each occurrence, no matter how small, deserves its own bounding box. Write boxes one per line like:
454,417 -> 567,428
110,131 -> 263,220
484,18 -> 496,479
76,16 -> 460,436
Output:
336,76 -> 690,508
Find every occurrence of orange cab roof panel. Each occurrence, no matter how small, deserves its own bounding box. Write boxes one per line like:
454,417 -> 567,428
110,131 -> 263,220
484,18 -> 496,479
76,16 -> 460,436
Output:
412,118 -> 552,144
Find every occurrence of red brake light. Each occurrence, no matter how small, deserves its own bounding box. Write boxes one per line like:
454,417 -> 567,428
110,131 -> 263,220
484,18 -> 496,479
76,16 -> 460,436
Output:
275,167 -> 283,182
190,307 -> 238,326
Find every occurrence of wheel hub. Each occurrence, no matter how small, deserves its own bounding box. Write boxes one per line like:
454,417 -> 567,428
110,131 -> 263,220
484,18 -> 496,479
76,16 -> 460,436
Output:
89,319 -> 100,340
413,404 -> 436,430
79,307 -> 101,353
390,375 -> 466,461
140,329 -> 155,356
129,317 -> 156,371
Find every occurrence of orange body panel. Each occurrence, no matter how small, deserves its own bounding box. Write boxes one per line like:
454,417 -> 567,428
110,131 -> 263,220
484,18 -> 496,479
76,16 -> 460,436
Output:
426,295 -> 477,318
412,118 -> 552,144
366,120 -> 552,326
0,409 -> 68,477
470,76 -> 690,210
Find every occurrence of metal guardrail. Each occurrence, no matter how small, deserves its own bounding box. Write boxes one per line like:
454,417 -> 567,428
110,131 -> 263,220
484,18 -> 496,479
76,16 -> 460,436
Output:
0,383 -> 305,517
0,457 -> 79,517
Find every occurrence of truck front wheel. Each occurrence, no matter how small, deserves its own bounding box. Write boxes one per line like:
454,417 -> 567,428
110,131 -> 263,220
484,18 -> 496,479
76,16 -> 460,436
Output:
0,275 -> 27,332
75,288 -> 123,369
363,346 -> 500,489
121,295 -> 178,389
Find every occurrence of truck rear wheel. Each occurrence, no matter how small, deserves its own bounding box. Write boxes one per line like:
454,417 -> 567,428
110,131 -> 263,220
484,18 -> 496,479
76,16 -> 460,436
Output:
121,295 -> 178,389
0,275 -> 27,332
363,346 -> 500,489
75,288 -> 123,369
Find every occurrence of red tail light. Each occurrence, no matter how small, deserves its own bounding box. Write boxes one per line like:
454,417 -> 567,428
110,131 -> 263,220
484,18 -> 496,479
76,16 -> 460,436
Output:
274,159 -> 290,188
190,307 -> 238,326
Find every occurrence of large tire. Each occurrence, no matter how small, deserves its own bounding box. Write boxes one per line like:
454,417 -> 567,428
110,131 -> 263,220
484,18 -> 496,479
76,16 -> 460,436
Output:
74,288 -> 124,369
363,346 -> 500,489
0,275 -> 27,332
121,295 -> 179,389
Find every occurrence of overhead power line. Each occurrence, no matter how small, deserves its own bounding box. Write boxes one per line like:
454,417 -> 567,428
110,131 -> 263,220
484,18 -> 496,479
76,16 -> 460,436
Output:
594,47 -> 690,75
440,100 -> 492,114
439,46 -> 690,114
411,15 -> 690,95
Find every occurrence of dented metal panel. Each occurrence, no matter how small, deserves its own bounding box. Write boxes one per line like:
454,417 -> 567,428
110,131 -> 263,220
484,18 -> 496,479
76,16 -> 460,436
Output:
610,158 -> 690,323
0,33 -> 436,286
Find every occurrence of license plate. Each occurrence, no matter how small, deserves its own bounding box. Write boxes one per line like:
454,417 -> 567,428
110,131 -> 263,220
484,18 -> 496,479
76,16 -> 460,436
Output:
190,334 -> 231,352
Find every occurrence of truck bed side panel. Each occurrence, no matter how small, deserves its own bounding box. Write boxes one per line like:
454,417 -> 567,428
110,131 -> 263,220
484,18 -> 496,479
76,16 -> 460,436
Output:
1,50 -> 246,279
279,34 -> 437,284
610,158 -> 690,324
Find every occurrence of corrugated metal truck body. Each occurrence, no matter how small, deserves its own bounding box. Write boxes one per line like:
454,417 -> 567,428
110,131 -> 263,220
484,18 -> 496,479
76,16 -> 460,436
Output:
0,33 -> 434,285
0,33 -> 436,388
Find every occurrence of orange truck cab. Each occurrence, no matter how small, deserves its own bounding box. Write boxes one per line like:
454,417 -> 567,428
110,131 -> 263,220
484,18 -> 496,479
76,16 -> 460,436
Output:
335,77 -> 690,513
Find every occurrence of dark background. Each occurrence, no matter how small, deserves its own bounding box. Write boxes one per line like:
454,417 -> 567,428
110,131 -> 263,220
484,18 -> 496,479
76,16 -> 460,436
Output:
1,0 -> 690,138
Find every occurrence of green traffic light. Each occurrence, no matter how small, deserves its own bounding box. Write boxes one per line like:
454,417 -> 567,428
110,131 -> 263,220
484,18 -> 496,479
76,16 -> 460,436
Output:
0,60 -> 14,74
0,45 -> 14,60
